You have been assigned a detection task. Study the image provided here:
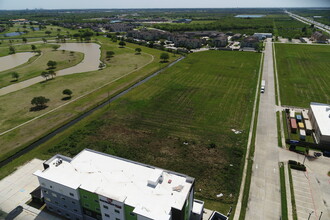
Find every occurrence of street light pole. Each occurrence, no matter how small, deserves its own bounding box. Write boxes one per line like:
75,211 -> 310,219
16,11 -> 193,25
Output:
319,211 -> 323,220
308,211 -> 314,220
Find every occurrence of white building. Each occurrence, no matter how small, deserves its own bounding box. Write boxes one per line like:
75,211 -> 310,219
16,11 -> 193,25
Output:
34,149 -> 204,220
308,102 -> 330,145
253,33 -> 273,40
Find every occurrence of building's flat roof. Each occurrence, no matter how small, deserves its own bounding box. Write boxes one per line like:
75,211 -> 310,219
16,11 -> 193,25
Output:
310,102 -> 330,136
34,149 -> 193,220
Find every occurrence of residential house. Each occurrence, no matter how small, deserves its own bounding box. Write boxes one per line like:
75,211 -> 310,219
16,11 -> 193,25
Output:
310,31 -> 327,43
241,36 -> 260,49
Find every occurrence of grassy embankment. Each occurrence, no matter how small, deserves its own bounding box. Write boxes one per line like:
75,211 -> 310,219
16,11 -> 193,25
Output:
275,44 -> 330,108
276,111 -> 283,147
0,38 -> 178,165
288,165 -> 298,220
0,50 -> 261,213
279,162 -> 288,220
0,45 -> 84,87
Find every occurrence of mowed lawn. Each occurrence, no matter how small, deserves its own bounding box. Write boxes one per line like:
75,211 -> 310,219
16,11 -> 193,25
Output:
275,44 -> 330,107
44,51 -> 261,209
0,40 -> 177,162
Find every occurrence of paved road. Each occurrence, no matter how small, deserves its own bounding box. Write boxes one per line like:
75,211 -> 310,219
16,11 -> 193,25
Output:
285,11 -> 330,35
245,39 -> 281,219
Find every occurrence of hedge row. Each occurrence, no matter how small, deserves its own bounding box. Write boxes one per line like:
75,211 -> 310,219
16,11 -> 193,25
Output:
288,160 -> 306,171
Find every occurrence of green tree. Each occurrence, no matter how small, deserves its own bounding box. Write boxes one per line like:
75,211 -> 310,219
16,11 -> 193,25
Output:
9,46 -> 16,54
160,53 -> 169,62
41,71 -> 49,80
119,41 -> 126,47
52,45 -> 60,51
31,96 -> 49,108
42,38 -> 47,43
47,60 -> 57,69
135,48 -> 142,54
11,72 -> 19,81
106,51 -> 115,58
45,30 -> 52,36
22,37 -> 27,43
62,89 -> 73,98
31,44 -> 37,51
48,70 -> 56,79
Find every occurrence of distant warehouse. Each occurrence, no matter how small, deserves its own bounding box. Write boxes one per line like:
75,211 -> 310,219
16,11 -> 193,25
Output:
308,102 -> 330,145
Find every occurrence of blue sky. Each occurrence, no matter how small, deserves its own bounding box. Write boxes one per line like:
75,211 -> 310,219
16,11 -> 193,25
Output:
0,0 -> 329,10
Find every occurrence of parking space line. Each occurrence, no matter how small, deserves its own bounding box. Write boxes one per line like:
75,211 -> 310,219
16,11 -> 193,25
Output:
295,194 -> 313,201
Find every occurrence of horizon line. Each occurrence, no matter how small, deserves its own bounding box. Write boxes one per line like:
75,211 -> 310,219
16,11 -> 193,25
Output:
1,6 -> 330,11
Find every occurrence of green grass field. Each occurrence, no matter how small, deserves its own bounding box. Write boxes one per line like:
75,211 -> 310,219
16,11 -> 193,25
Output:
0,24 -> 76,39
0,46 -> 84,87
0,37 -> 178,163
19,50 -> 261,211
275,44 -> 330,107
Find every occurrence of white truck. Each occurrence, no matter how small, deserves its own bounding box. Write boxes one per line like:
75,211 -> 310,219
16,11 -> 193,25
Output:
261,80 -> 266,93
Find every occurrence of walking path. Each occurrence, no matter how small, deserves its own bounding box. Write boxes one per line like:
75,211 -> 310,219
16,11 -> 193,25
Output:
0,43 -> 101,97
245,39 -> 281,219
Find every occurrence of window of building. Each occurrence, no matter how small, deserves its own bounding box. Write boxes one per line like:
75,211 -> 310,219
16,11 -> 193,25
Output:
66,213 -> 70,217
104,214 -> 110,218
96,208 -> 100,211
103,205 -> 108,209
72,201 -> 75,205
41,182 -> 46,186
85,210 -> 92,216
115,209 -> 120,214
51,193 -> 57,198
116,218 -> 120,220
45,197 -> 51,202
55,201 -> 59,205
48,206 -> 53,210
43,190 -> 48,194
61,197 -> 65,201
69,193 -> 74,197
64,205 -> 67,208
50,185 -> 53,189
85,203 -> 89,208
96,215 -> 102,220
74,209 -> 78,212
57,210 -> 61,214
83,195 -> 87,199
130,212 -> 136,216
94,199 -> 98,203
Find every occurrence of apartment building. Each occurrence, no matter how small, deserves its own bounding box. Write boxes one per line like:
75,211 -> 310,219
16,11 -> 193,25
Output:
34,149 -> 204,220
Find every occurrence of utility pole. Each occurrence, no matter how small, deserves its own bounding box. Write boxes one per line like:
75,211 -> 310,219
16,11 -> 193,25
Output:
308,211 -> 314,220
318,211 -> 323,220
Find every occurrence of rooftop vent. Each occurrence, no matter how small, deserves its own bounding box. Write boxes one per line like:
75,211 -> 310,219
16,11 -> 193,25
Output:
54,158 -> 63,167
147,169 -> 163,188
